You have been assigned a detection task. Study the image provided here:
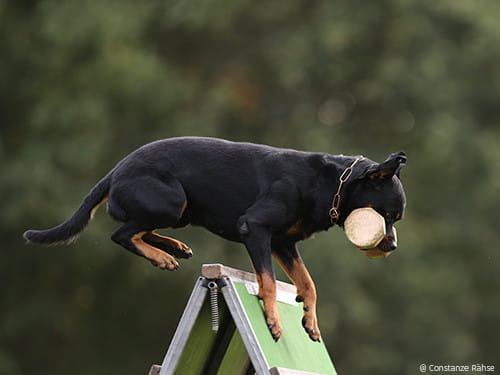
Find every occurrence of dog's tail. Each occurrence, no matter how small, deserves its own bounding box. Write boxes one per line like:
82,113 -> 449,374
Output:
23,175 -> 111,245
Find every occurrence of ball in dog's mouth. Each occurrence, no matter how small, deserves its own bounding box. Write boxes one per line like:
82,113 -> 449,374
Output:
343,207 -> 392,259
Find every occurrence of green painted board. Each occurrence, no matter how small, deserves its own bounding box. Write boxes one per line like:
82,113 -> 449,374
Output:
174,306 -> 219,375
174,300 -> 251,375
217,329 -> 251,375
233,282 -> 337,375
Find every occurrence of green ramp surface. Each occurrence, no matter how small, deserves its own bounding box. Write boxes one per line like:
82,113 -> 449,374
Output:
233,281 -> 337,375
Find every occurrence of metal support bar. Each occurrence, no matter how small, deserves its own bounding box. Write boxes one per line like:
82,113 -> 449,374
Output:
159,277 -> 208,375
220,276 -> 270,375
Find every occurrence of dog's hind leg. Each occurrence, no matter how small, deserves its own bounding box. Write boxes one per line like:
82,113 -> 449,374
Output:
111,222 -> 179,270
108,174 -> 190,268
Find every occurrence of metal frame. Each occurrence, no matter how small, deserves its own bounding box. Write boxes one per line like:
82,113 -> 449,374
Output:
156,274 -> 271,375
159,277 -> 208,375
220,276 -> 270,374
154,265 -> 330,375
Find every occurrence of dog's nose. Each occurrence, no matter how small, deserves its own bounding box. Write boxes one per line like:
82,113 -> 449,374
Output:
387,238 -> 397,251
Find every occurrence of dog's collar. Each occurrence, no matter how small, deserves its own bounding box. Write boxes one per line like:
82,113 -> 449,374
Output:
329,156 -> 364,225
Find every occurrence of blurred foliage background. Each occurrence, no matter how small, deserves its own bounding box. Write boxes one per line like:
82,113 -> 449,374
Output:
1,1 -> 499,374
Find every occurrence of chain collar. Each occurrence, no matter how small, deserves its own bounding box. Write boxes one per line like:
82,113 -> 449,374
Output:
329,156 -> 364,224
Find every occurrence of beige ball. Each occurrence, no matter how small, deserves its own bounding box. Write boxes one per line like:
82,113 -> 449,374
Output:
362,248 -> 392,259
361,227 -> 397,259
343,207 -> 386,249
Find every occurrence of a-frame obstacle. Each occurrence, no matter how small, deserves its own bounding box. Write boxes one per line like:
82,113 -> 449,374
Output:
148,264 -> 337,375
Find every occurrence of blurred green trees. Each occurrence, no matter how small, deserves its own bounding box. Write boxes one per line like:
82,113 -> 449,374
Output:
1,1 -> 499,374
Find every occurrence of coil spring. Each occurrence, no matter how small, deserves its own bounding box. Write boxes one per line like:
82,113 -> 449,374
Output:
208,281 -> 219,332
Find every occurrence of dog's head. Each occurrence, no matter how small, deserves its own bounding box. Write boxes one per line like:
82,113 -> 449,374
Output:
341,152 -> 407,257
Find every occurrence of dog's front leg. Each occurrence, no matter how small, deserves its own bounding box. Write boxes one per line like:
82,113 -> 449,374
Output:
273,242 -> 321,342
239,219 -> 282,341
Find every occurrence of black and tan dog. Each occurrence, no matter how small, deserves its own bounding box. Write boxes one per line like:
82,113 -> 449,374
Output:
24,137 -> 406,342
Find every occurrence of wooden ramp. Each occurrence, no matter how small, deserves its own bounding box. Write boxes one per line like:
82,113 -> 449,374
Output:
149,264 -> 337,375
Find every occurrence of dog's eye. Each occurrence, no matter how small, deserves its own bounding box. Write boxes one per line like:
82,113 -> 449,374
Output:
385,212 -> 402,223
391,213 -> 403,223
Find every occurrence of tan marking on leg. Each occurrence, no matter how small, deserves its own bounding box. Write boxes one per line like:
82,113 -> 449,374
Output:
131,232 -> 179,270
256,271 -> 282,341
274,255 -> 321,341
146,231 -> 192,256
90,196 -> 108,220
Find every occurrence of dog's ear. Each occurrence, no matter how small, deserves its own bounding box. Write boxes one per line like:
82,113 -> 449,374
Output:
365,152 -> 407,180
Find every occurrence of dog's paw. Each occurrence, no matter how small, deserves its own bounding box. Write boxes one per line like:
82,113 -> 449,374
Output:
175,241 -> 193,258
150,256 -> 179,271
164,241 -> 192,259
162,237 -> 192,259
142,233 -> 193,259
266,316 -> 283,342
302,314 -> 321,342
